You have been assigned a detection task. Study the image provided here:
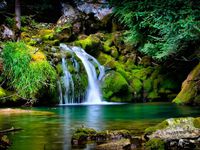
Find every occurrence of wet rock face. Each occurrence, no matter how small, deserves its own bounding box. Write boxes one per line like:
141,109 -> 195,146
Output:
145,117 -> 200,150
76,0 -> 112,20
0,25 -> 15,41
173,62 -> 200,105
57,0 -> 113,35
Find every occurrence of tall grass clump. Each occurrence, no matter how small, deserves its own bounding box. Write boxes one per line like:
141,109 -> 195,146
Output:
2,42 -> 57,100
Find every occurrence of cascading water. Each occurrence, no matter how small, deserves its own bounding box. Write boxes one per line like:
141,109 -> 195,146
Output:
59,43 -> 105,104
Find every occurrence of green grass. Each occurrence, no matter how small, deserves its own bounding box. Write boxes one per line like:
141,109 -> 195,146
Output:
2,42 -> 57,100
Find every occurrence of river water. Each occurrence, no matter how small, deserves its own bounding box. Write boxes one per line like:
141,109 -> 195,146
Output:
0,103 -> 199,150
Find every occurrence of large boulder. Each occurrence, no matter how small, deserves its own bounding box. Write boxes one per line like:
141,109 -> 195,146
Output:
74,34 -> 102,57
145,117 -> 200,150
101,71 -> 132,102
173,62 -> 200,105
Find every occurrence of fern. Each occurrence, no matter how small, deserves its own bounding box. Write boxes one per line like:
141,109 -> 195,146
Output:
111,0 -> 200,59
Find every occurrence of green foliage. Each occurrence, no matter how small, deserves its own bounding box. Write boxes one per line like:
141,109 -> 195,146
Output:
111,0 -> 200,59
2,42 -> 57,100
5,16 -> 36,28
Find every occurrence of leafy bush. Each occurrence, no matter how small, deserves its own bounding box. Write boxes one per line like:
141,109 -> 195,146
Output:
2,42 -> 57,100
5,16 -> 36,28
111,0 -> 200,59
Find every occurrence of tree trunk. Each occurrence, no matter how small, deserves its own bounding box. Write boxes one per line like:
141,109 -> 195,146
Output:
15,0 -> 21,40
173,62 -> 200,105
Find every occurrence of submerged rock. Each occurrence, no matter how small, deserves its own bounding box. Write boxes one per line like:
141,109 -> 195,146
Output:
71,127 -> 143,149
72,128 -> 131,144
96,138 -> 130,150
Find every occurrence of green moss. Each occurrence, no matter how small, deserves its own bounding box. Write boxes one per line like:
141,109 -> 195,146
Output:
173,63 -> 200,105
147,91 -> 160,100
144,79 -> 152,92
145,138 -> 165,150
103,44 -> 111,53
193,117 -> 200,128
74,35 -> 101,57
75,127 -> 97,134
54,24 -> 72,33
145,120 -> 169,134
56,63 -> 63,76
72,127 -> 97,142
72,132 -> 88,141
102,72 -> 131,101
131,78 -> 143,93
102,38 -> 113,53
0,87 -> 6,98
44,40 -> 59,46
97,52 -> 114,66
111,46 -> 119,58
28,39 -> 38,46
116,66 -> 129,79
39,29 -> 54,40
132,67 -> 153,81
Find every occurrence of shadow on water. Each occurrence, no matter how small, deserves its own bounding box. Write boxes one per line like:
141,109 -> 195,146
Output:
0,102 -> 199,150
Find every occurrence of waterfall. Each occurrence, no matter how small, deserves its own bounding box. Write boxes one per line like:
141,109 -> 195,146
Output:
59,43 -> 105,104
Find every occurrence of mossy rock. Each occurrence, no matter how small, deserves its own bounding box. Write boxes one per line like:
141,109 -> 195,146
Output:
130,78 -> 143,94
173,63 -> 200,105
145,138 -> 165,150
75,127 -> 97,135
39,29 -> 55,40
74,35 -> 102,57
54,24 -> 72,42
110,46 -> 119,58
132,67 -> 153,81
102,71 -> 131,102
97,52 -> 115,68
71,127 -> 97,144
145,120 -> 169,134
145,117 -> 200,142
102,39 -> 113,53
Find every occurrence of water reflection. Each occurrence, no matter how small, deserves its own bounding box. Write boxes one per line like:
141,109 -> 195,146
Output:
85,105 -> 103,130
0,103 -> 199,150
